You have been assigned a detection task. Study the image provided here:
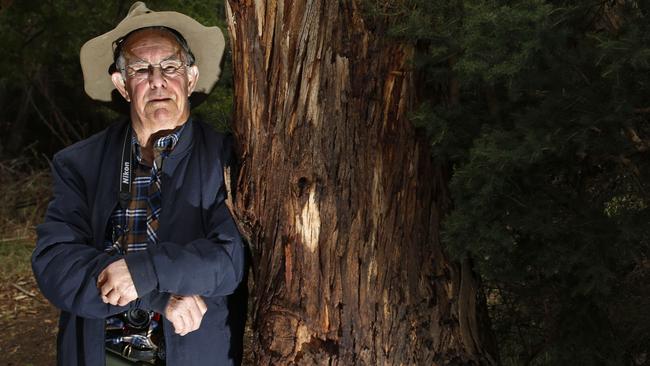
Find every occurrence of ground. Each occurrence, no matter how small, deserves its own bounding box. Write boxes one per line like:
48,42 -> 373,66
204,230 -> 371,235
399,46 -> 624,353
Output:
0,240 -> 58,366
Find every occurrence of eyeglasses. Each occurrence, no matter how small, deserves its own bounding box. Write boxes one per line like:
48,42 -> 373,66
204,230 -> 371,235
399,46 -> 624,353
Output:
122,59 -> 188,80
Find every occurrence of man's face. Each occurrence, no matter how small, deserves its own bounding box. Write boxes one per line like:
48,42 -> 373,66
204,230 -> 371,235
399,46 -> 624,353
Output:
112,28 -> 198,126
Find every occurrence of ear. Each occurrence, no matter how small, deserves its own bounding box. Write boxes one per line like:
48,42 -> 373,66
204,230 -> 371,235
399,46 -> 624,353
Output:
111,72 -> 130,102
186,65 -> 199,96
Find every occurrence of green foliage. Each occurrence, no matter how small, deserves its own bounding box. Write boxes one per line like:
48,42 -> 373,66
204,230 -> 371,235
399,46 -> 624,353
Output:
384,0 -> 650,364
0,0 -> 232,158
457,1 -> 552,83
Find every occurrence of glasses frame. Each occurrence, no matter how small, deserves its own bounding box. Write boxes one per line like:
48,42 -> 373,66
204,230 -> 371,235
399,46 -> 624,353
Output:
121,56 -> 190,81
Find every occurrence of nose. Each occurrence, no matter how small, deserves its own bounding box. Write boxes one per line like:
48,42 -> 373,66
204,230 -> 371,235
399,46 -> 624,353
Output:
148,66 -> 167,89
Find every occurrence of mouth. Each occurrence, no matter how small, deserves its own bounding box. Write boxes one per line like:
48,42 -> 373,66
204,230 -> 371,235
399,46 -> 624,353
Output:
148,97 -> 172,103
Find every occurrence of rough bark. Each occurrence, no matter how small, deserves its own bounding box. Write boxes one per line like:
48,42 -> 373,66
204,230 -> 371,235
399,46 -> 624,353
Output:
226,1 -> 497,364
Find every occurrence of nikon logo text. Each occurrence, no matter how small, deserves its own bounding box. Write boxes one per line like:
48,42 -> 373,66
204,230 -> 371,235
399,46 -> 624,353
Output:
122,162 -> 130,185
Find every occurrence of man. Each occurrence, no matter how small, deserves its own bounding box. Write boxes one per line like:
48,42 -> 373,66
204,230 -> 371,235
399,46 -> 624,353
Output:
32,2 -> 244,365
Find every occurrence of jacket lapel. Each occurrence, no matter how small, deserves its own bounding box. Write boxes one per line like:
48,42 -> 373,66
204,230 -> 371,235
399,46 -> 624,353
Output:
92,121 -> 128,250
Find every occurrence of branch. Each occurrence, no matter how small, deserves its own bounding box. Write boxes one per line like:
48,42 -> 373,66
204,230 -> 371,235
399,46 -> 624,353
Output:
0,236 -> 30,243
11,283 -> 44,303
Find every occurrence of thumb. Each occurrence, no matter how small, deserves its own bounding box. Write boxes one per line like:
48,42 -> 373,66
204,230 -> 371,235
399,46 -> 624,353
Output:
97,271 -> 106,287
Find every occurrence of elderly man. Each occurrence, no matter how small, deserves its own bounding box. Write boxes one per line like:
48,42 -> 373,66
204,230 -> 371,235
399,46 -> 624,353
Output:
32,2 -> 244,365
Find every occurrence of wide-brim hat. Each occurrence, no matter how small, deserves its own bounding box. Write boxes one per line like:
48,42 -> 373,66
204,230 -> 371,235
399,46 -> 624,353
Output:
80,1 -> 225,104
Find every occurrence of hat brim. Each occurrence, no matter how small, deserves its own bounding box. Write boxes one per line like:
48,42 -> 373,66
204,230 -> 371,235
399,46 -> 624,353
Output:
80,10 -> 225,103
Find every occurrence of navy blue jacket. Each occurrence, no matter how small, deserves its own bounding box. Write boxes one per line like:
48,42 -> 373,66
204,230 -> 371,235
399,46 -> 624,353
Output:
32,119 -> 245,365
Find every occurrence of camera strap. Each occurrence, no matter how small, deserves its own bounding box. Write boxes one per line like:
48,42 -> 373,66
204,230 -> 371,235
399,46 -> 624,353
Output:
119,125 -> 133,209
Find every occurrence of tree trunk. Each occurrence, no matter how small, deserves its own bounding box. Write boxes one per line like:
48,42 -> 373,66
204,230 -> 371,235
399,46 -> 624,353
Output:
225,1 -> 497,364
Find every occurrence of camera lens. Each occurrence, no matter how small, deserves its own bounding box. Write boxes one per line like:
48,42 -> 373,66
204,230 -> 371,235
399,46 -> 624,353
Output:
125,309 -> 151,329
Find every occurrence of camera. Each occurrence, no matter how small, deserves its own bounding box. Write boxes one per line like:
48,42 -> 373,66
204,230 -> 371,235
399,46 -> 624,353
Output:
105,309 -> 165,364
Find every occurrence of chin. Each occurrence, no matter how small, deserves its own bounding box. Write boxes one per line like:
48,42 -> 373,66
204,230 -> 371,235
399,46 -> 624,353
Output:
147,108 -> 179,123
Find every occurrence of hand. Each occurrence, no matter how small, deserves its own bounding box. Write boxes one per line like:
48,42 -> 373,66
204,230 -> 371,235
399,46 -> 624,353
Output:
97,259 -> 138,306
165,295 -> 208,336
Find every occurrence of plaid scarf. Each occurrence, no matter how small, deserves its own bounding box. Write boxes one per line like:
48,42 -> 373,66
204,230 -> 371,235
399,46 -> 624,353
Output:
105,124 -> 184,254
104,124 -> 185,362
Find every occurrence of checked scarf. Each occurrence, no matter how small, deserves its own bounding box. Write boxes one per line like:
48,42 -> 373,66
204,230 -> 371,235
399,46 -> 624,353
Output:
103,124 -> 185,363
106,124 -> 184,254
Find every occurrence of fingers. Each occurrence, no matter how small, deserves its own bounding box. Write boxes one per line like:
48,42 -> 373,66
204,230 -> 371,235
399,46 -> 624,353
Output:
99,279 -> 136,305
181,297 -> 204,336
165,295 -> 208,336
117,295 -> 132,307
100,281 -> 113,303
194,295 -> 208,315
97,270 -> 106,287
100,285 -> 136,306
103,288 -> 121,305
96,259 -> 138,306
166,296 -> 186,335
176,296 -> 198,336
173,312 -> 188,336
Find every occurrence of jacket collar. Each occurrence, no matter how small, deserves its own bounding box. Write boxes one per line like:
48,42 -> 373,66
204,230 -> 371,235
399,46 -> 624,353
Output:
168,117 -> 194,159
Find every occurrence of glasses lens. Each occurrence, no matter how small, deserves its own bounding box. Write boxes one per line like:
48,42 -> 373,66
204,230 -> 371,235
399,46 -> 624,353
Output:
125,59 -> 185,79
160,60 -> 184,75
126,63 -> 150,78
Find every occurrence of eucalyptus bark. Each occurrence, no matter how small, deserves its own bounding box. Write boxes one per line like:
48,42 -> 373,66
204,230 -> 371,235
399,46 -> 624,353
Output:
226,1 -> 497,364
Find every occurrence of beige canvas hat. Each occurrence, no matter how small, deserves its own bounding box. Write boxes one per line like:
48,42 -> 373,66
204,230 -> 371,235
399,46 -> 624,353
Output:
80,1 -> 225,103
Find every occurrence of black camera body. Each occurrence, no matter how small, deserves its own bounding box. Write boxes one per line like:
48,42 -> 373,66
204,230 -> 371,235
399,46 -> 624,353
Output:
105,309 -> 165,364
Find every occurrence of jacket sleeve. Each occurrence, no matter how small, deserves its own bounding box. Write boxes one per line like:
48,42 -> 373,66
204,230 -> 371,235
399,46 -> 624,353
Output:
124,183 -> 245,298
32,155 -> 167,318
